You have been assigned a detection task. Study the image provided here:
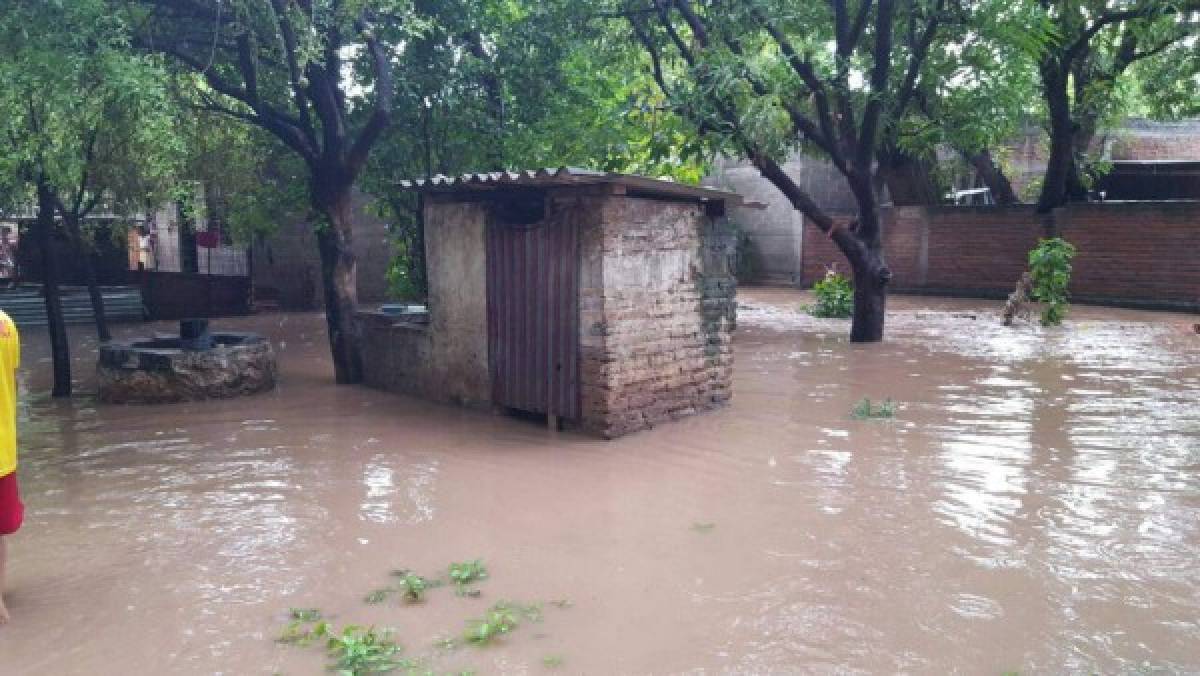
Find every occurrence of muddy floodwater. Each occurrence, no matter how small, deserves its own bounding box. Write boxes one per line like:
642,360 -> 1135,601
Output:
1,288 -> 1198,674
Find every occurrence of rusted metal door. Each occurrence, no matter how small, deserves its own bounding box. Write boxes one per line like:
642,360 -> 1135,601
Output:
486,218 -> 580,420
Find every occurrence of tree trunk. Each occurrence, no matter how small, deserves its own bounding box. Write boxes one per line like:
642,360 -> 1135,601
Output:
1037,63 -> 1075,214
846,204 -> 890,343
82,250 -> 111,343
753,154 -> 890,342
964,150 -> 1019,205
850,258 -> 888,342
314,185 -> 362,385
65,216 -> 110,342
35,180 -> 71,397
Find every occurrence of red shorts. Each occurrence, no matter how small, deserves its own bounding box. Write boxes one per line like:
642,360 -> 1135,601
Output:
0,471 -> 23,535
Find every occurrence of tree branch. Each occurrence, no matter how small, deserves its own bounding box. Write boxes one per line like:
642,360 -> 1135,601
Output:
267,0 -> 319,150
750,3 -> 847,171
856,0 -> 895,172
346,17 -> 394,175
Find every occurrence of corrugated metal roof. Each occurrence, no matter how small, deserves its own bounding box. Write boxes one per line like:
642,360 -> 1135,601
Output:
398,166 -> 744,206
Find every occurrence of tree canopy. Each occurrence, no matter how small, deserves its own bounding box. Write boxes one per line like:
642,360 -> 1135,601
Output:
1,0 -> 1199,378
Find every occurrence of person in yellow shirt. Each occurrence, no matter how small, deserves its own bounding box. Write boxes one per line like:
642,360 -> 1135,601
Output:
0,310 -> 20,624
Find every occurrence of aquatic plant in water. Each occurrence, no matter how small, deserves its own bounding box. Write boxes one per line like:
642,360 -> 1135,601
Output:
324,625 -> 408,674
463,602 -> 542,645
396,572 -> 429,602
851,397 -> 896,419
449,560 -> 488,596
279,611 -> 415,675
365,571 -> 438,605
278,608 -> 329,646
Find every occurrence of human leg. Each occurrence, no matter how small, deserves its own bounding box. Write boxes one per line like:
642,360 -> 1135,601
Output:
0,536 -> 8,624
0,472 -> 24,625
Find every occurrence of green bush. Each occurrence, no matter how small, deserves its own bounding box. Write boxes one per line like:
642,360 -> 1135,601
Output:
1028,237 -> 1076,326
385,235 -> 424,301
807,270 -> 854,319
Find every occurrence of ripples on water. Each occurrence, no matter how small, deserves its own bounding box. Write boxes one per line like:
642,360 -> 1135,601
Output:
1,294 -> 1198,674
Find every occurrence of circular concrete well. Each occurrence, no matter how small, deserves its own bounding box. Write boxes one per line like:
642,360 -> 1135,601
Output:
98,321 -> 277,404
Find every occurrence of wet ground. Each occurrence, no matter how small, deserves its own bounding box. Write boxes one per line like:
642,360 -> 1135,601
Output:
1,288 -> 1198,674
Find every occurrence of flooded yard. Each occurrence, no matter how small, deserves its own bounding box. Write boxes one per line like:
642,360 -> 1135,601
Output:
1,288 -> 1198,674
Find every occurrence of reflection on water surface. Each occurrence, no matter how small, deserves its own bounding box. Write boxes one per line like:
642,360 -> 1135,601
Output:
1,289 -> 1197,674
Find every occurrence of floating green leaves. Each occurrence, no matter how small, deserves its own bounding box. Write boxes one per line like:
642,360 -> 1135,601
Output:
463,602 -> 543,645
324,625 -> 409,674
448,560 -> 488,596
278,558 -> 569,673
851,397 -> 897,420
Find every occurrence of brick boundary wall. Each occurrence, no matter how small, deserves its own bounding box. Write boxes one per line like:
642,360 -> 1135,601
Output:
800,202 -> 1200,312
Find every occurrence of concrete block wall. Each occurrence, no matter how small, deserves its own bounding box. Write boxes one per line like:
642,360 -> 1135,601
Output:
578,197 -> 736,438
357,199 -> 491,408
253,189 -> 391,310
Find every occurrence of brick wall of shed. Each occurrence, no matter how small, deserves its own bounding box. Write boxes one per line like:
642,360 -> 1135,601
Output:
800,202 -> 1200,310
578,197 -> 736,438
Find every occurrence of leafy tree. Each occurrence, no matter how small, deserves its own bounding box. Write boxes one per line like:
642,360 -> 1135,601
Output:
120,0 -> 413,384
903,2 -> 1051,205
1028,0 -> 1200,220
359,0 -> 705,300
615,0 -> 956,341
172,105 -> 309,250
0,0 -> 182,395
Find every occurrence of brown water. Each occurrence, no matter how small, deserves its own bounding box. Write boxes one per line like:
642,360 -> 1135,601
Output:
1,289 -> 1198,675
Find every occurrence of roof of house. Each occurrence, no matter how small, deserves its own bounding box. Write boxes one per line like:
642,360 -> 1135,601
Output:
398,167 -> 745,207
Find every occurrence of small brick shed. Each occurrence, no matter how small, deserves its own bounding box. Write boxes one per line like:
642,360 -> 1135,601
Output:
356,168 -> 742,438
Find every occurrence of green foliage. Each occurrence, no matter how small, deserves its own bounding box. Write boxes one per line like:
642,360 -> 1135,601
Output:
690,522 -> 716,533
278,609 -> 329,646
0,0 -> 185,221
851,398 -> 897,420
397,573 -> 429,603
365,570 -> 439,605
324,625 -> 409,675
1028,237 -> 1076,326
386,234 -> 426,302
542,655 -> 565,668
807,270 -> 854,319
280,612 -> 414,675
463,602 -> 542,645
173,108 -> 307,245
281,561 -> 574,673
449,560 -> 488,596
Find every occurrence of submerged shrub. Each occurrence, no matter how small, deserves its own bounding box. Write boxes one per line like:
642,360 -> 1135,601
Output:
808,269 -> 854,319
1028,237 -> 1076,326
